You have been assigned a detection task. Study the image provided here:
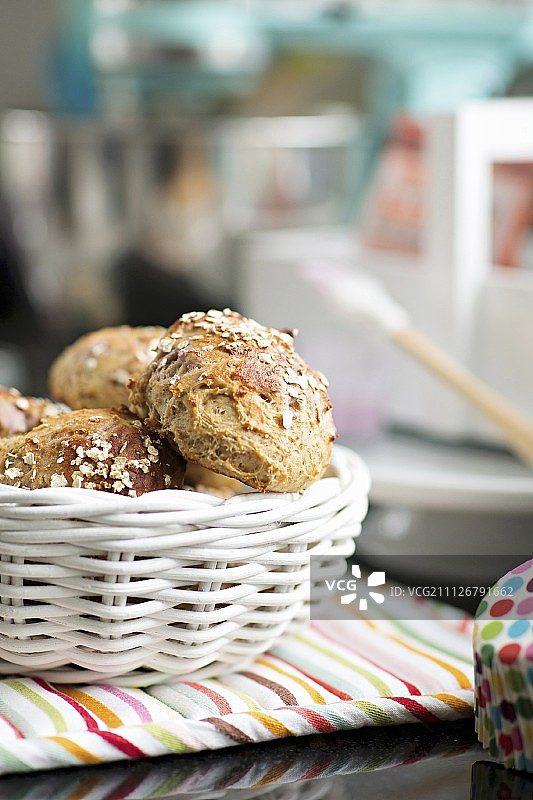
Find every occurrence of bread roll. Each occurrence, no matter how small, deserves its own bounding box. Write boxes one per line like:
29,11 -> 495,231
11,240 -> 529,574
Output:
49,325 -> 164,410
0,386 -> 65,437
129,309 -> 335,492
0,408 -> 185,496
185,462 -> 247,499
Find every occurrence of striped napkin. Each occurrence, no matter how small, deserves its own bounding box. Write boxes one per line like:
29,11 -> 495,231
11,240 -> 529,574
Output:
0,613 -> 474,776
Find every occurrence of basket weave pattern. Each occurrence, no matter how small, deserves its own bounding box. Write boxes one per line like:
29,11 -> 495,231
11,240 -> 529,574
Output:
0,445 -> 369,685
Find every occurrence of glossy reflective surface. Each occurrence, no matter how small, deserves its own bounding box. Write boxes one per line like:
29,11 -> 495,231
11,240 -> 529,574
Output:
0,720 -> 531,800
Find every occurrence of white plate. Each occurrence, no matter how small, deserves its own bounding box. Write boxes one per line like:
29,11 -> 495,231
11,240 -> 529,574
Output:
343,432 -> 533,585
348,431 -> 533,514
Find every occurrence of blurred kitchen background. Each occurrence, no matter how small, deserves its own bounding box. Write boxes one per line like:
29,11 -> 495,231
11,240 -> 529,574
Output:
3,0 -> 533,580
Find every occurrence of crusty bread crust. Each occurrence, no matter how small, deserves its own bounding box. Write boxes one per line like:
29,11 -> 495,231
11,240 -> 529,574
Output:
0,386 -> 65,437
0,408 -> 185,496
49,326 -> 164,410
129,309 -> 336,492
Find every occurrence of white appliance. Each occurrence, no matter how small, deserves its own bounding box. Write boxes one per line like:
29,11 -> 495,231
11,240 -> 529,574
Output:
238,100 -> 533,447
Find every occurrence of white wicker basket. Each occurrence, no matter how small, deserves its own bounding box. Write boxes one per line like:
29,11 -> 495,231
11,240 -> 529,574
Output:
0,445 -> 369,686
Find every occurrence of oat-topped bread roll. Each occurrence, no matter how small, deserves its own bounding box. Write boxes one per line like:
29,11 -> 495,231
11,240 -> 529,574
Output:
0,386 -> 66,437
49,325 -> 165,410
129,309 -> 335,492
0,408 -> 185,496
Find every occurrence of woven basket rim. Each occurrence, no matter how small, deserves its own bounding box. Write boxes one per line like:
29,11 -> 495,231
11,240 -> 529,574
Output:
0,443 -> 369,512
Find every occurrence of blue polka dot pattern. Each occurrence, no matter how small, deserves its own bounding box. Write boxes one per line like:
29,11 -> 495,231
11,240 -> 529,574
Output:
508,619 -> 530,639
501,577 -> 525,595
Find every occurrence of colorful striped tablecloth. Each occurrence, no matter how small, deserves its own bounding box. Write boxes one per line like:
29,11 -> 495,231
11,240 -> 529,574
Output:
0,614 -> 475,776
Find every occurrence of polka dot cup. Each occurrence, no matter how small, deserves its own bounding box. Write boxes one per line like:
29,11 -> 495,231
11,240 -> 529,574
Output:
474,559 -> 533,771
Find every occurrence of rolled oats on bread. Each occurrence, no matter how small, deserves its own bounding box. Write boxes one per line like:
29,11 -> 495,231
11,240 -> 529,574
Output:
0,407 -> 185,496
129,309 -> 335,492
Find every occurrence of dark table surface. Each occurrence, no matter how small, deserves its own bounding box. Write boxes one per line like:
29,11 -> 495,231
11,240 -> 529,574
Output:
0,720 -> 531,800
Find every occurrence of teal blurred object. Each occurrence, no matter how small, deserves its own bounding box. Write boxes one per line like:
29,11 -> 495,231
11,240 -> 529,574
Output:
52,0 -> 271,114
48,1 -> 98,116
51,1 -> 533,117
46,1 -> 533,231
47,0 -> 533,227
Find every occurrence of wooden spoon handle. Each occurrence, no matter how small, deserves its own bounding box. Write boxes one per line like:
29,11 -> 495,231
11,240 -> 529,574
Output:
393,325 -> 533,467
